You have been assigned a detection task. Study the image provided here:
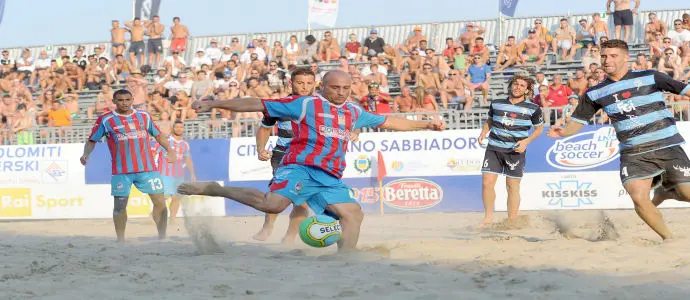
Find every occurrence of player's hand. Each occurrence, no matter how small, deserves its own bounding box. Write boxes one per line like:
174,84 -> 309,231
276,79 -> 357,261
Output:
349,131 -> 360,142
166,151 -> 176,163
190,174 -> 197,182
258,149 -> 272,161
606,10 -> 612,15
478,131 -> 489,145
191,101 -> 213,113
80,155 -> 89,166
547,126 -> 565,138
631,8 -> 637,14
513,140 -> 529,153
426,119 -> 446,131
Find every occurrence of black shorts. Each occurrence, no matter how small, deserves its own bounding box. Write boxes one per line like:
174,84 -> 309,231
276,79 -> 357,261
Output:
613,9 -> 634,26
129,41 -> 145,54
619,146 -> 690,191
267,150 -> 286,187
481,149 -> 526,178
148,38 -> 163,53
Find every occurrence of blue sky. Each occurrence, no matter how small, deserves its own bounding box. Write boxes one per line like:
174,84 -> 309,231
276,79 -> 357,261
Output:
0,0 -> 685,48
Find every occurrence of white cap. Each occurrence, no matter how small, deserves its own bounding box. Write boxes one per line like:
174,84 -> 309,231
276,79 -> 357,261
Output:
196,48 -> 205,53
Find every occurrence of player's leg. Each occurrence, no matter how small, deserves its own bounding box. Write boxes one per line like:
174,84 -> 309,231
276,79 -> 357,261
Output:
654,146 -> 690,206
134,172 -> 168,239
480,150 -> 502,227
111,174 -> 135,242
504,152 -> 526,221
282,203 -> 309,244
324,202 -> 363,251
178,181 -> 293,214
168,177 -> 185,224
309,181 -> 363,251
253,152 -> 285,241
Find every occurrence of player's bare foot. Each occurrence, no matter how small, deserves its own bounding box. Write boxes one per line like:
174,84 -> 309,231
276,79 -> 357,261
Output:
281,236 -> 296,244
477,218 -> 493,229
178,181 -> 221,196
252,227 -> 273,241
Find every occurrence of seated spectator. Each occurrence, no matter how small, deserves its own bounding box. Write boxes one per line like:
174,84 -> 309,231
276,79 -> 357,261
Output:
582,47 -> 601,69
112,54 -> 133,81
88,83 -> 115,119
318,31 -> 341,62
245,77 -> 272,98
413,87 -> 440,120
552,18 -> 576,61
48,101 -> 72,127
417,63 -> 441,95
518,30 -> 547,66
399,48 -> 423,87
533,84 -> 552,107
34,50 -> 52,86
451,46 -> 468,71
668,19 -> 690,67
1,50 -> 15,76
570,19 -> 595,59
458,24 -> 486,52
470,37 -> 490,64
532,18 -> 550,46
350,74 -> 368,99
345,33 -> 362,61
164,72 -> 193,97
684,13 -> 690,30
0,94 -> 17,125
632,53 -> 653,70
363,29 -> 385,58
649,34 -> 665,64
164,50 -> 187,77
148,91 -> 171,121
265,62 -> 288,97
171,90 -> 196,122
594,67 -> 607,83
466,54 -> 491,106
393,86 -> 415,113
533,71 -> 549,95
86,57 -> 114,88
12,103 -> 34,145
63,62 -> 85,91
547,75 -> 574,107
191,70 -> 215,101
442,38 -> 456,62
271,41 -> 288,69
359,83 -> 392,114
658,49 -> 683,80
296,35 -> 319,64
191,49 -> 212,71
365,64 -> 389,93
285,35 -> 301,65
398,26 -> 427,54
567,69 -> 588,96
205,39 -> 222,63
16,49 -> 35,84
495,36 -> 520,71
441,69 -> 472,110
645,13 -> 668,43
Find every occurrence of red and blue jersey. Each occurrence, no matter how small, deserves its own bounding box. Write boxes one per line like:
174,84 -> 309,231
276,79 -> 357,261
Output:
152,136 -> 190,178
89,110 -> 161,175
261,95 -> 387,178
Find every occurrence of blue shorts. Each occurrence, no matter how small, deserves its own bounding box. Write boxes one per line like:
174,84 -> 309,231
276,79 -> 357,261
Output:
269,164 -> 357,220
162,175 -> 185,196
111,171 -> 164,197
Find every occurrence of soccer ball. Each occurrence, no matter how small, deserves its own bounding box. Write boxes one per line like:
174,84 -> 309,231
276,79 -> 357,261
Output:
299,215 -> 342,247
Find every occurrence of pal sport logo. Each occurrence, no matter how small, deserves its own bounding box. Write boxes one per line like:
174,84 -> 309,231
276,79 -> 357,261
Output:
547,127 -> 620,171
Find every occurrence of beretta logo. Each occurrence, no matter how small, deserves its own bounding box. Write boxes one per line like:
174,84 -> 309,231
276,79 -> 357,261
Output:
547,127 -> 620,170
382,178 -> 443,210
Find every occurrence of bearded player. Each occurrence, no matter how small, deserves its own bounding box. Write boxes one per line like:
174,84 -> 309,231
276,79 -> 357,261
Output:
81,89 -> 176,242
178,70 -> 445,251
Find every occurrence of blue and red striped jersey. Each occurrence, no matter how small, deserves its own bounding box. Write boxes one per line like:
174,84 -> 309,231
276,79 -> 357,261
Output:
262,95 -> 387,178
152,136 -> 190,178
89,110 -> 161,175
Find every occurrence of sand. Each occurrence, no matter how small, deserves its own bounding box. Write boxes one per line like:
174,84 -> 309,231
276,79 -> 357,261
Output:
2,207 -> 690,299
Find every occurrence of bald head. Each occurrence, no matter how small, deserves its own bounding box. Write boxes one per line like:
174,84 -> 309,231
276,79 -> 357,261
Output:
322,70 -> 352,105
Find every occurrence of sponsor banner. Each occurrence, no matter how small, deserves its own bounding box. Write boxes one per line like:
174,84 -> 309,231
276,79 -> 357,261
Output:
228,130 -> 487,181
308,0 -> 339,27
224,176 -> 484,216
0,183 -> 226,220
493,171 -> 690,211
0,144 -> 85,185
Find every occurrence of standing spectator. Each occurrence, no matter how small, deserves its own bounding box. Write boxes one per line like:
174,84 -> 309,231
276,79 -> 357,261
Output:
467,54 -> 491,106
111,20 -> 128,56
125,18 -> 147,68
170,17 -> 190,53
458,24 -> 486,52
632,53 -> 653,70
606,0 -> 639,42
667,19 -> 690,68
547,75 -> 574,107
553,18 -> 576,61
359,83 -> 392,114
363,30 -> 385,58
570,19 -> 596,59
591,13 -> 610,44
470,37 -> 490,64
146,15 -> 165,68
345,33 -> 362,61
645,13 -> 668,43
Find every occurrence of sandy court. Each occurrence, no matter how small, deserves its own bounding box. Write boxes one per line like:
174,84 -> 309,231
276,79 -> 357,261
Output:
2,208 -> 690,299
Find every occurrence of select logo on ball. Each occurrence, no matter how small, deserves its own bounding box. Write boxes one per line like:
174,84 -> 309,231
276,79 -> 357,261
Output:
546,127 -> 619,171
299,215 -> 342,248
382,178 -> 443,210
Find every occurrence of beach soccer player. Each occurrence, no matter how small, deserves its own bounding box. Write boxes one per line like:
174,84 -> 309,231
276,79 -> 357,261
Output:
152,120 -> 197,225
477,74 -> 544,228
548,40 -> 690,241
178,70 -> 445,251
80,89 -> 176,242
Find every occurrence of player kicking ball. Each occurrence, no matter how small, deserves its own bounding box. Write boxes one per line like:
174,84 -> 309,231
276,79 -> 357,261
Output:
81,89 -> 176,242
548,40 -> 690,241
477,74 -> 544,228
178,70 -> 445,251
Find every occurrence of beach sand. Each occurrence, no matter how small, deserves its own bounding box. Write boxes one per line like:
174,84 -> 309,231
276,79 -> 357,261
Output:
1,208 -> 690,299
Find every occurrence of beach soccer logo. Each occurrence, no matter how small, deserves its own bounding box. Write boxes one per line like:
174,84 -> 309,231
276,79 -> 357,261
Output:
41,161 -> 68,183
546,126 -> 620,170
0,188 -> 32,217
353,155 -> 371,174
542,180 -> 597,208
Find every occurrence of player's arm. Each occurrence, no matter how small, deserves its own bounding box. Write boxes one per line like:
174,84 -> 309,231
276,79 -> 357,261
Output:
654,70 -> 690,97
548,93 -> 597,138
192,97 -> 264,113
378,116 -> 444,131
478,104 -> 494,143
81,117 -> 107,165
184,150 -> 196,181
154,133 -> 177,162
515,107 -> 545,153
256,116 -> 277,161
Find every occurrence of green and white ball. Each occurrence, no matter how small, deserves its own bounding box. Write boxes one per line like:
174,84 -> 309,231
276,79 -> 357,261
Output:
299,215 -> 342,247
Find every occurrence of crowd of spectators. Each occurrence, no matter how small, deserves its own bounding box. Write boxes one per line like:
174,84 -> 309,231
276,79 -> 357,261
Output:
1,9 -> 690,144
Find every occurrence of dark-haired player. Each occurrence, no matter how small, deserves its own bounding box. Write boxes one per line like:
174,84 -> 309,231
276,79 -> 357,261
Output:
478,74 -> 544,228
549,40 -> 690,241
80,89 -> 176,242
